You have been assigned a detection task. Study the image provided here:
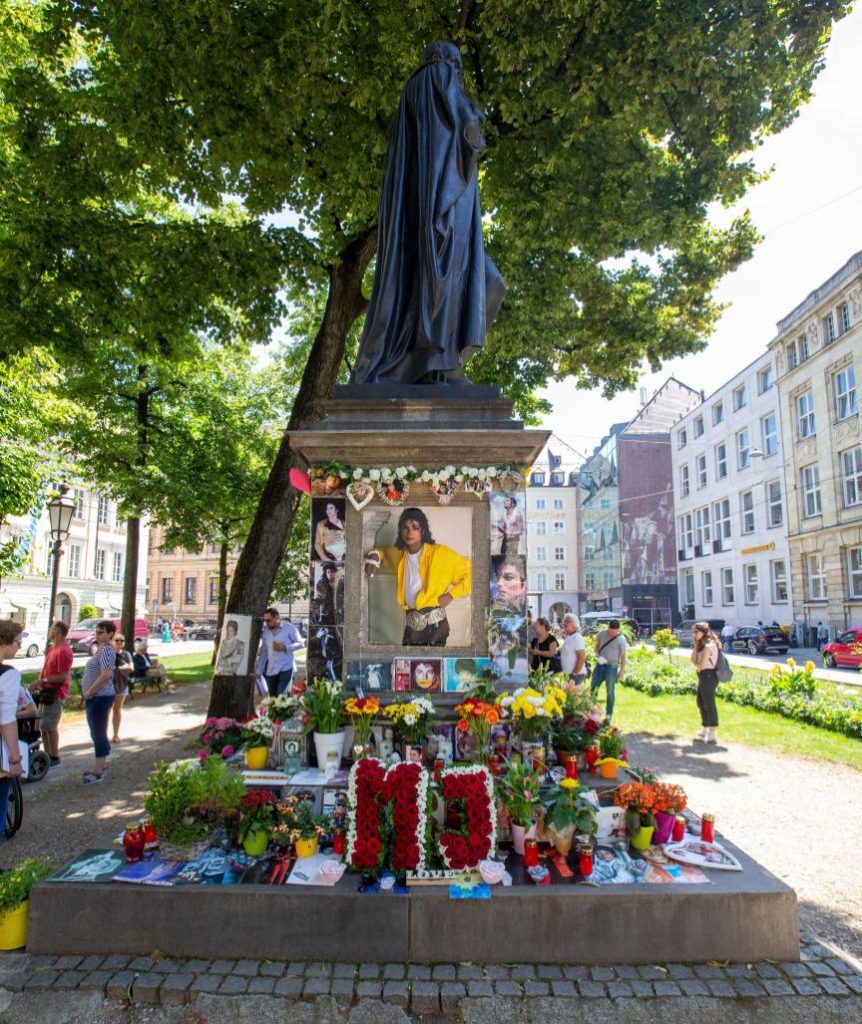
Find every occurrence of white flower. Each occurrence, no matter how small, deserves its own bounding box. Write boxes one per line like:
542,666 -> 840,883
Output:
446,465 -> 456,476
487,467 -> 498,478
421,470 -> 431,482
478,468 -> 487,480
455,474 -> 464,483
353,467 -> 364,480
438,469 -> 449,481
369,468 -> 381,481
396,466 -> 408,478
408,466 -> 416,475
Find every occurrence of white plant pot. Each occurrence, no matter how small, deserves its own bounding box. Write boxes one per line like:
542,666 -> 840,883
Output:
314,730 -> 346,776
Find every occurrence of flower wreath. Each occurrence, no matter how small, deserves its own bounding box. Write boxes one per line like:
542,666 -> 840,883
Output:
438,765 -> 497,870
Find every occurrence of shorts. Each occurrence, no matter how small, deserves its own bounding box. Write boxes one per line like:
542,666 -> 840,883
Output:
40,698 -> 65,731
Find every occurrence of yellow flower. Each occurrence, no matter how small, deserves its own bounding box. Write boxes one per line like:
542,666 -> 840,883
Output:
559,778 -> 579,792
804,661 -> 815,673
786,657 -> 796,668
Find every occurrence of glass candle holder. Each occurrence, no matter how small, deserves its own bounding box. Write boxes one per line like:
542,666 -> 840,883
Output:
578,846 -> 594,878
700,814 -> 715,844
523,839 -> 539,868
123,823 -> 145,863
565,756 -> 578,780
672,815 -> 686,842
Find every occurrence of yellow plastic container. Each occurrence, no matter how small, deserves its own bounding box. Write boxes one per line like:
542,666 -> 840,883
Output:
0,900 -> 28,951
244,746 -> 269,770
630,826 -> 655,851
295,836 -> 319,859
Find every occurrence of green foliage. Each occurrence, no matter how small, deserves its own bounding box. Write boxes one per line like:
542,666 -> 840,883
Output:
598,725 -> 626,760
542,779 -> 597,835
77,604 -> 97,622
0,857 -> 53,914
143,756 -> 245,846
302,677 -> 345,735
496,755 -> 543,827
652,629 -> 680,656
270,496 -> 311,606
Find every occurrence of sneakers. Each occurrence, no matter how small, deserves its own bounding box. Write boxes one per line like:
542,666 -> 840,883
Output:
82,771 -> 104,784
49,756 -> 61,767
704,729 -> 718,745
693,728 -> 707,743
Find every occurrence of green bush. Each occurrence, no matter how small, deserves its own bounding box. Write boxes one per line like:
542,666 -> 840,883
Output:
652,628 -> 679,656
78,604 -> 97,621
143,755 -> 245,846
0,858 -> 53,914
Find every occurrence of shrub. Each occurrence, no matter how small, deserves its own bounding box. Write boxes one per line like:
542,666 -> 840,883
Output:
652,629 -> 679,657
0,858 -> 53,914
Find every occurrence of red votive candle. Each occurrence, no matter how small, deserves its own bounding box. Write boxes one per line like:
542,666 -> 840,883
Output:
672,815 -> 686,842
523,839 -> 539,868
584,747 -> 599,774
123,822 -> 145,863
141,818 -> 158,848
565,756 -> 578,780
488,754 -> 503,777
701,814 -> 715,844
433,758 -> 444,783
578,847 -> 594,877
332,829 -> 346,855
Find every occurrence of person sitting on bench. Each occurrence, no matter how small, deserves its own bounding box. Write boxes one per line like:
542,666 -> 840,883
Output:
132,638 -> 170,692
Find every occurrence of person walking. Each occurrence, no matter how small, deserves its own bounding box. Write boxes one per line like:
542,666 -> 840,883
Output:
560,614 -> 587,684
257,608 -> 303,697
31,620 -> 73,766
721,622 -> 735,653
816,621 -> 828,652
590,619 -> 627,720
111,632 -> 133,743
691,622 -> 720,744
80,619 -> 118,784
0,620 -> 26,837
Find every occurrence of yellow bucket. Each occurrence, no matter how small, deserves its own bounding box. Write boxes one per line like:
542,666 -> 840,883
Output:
295,836 -> 319,859
244,746 -> 269,770
0,900 -> 28,951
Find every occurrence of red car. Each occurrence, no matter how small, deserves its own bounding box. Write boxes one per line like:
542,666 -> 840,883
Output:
821,627 -> 862,669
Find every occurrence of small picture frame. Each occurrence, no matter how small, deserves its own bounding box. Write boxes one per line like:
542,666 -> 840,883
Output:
443,657 -> 494,693
410,658 -> 442,693
393,658 -> 412,692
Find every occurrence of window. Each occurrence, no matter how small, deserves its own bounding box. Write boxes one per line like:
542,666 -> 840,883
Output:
45,548 -> 55,576
736,428 -> 751,469
771,560 -> 788,603
602,571 -> 615,589
554,546 -> 565,561
683,570 -> 695,605
841,446 -> 862,507
693,415 -> 704,438
550,472 -> 564,486
761,413 -> 778,456
733,384 -> 747,411
535,497 -> 546,511
702,571 -> 714,606
535,521 -> 547,536
801,465 -> 822,517
695,506 -> 711,550
554,572 -> 565,591
757,365 -> 774,393
805,553 -> 826,601
553,521 -> 565,535
97,495 -> 110,526
766,480 -> 783,527
112,551 -> 123,583
847,547 -> 862,599
680,464 -> 690,498
531,472 -> 545,485
678,428 -> 688,449
785,342 -> 798,371
740,490 -> 755,534
839,301 -> 851,334
184,576 -> 197,604
712,402 -> 724,425
744,564 -> 758,604
678,513 -> 693,551
834,366 -> 857,421
695,454 -> 707,489
797,391 -> 815,438
553,498 -> 564,510
535,545 -> 547,561
73,488 -> 85,519
536,572 -> 548,591
713,498 -> 731,541
95,548 -> 106,580
68,543 -> 81,578
722,568 -> 734,605
714,442 -> 727,480
208,576 -> 218,605
161,576 -> 173,603
584,572 -> 596,591
824,310 -> 837,344
800,333 -> 810,362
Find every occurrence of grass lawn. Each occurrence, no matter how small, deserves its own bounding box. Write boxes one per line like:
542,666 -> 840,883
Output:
614,683 -> 862,773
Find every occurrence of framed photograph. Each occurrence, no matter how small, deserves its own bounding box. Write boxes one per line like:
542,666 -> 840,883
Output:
443,657 -> 494,693
490,555 -> 527,617
426,724 -> 455,764
345,661 -> 392,693
215,614 -> 253,676
309,561 -> 345,627
393,657 -> 412,692
489,492 -> 526,559
311,497 -> 347,562
307,626 -> 343,682
410,657 -> 442,693
489,723 -> 511,758
664,839 -> 742,871
372,724 -> 397,760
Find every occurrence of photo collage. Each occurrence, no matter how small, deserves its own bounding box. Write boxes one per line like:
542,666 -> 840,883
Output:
488,490 -> 529,685
308,485 -> 346,684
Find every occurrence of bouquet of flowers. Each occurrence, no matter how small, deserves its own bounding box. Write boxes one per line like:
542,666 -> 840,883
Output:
383,697 -> 436,746
259,693 -> 301,723
199,716 -> 245,760
497,682 -> 567,742
344,695 -> 381,755
551,687 -> 604,755
272,795 -> 325,847
302,677 -> 345,735
653,782 -> 687,815
238,788 -> 276,846
496,756 -> 543,828
454,700 -> 500,759
240,715 -> 275,751
542,777 -> 598,839
598,724 -> 626,760
613,781 -> 657,836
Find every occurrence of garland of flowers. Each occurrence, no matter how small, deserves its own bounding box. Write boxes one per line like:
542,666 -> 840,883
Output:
346,758 -> 430,873
320,461 -> 527,489
438,765 -> 497,870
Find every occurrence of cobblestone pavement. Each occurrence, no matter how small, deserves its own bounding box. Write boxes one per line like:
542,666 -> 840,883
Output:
1,928 -> 861,1021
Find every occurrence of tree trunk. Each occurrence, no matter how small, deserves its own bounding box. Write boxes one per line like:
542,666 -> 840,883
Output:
207,228 -> 377,718
211,537 -> 230,666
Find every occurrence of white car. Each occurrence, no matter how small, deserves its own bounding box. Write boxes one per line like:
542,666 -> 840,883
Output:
15,630 -> 40,658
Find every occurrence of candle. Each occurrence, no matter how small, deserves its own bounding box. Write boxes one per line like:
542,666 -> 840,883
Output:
584,747 -> 599,774
672,815 -> 686,842
123,823 -> 145,863
701,814 -> 715,844
565,756 -> 578,780
524,839 -> 539,868
578,847 -> 594,877
332,829 -> 346,856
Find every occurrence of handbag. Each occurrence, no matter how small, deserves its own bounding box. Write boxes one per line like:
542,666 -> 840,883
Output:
35,686 -> 58,706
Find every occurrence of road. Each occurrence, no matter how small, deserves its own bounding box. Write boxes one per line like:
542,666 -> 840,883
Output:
12,638 -> 216,674
666,643 -> 861,687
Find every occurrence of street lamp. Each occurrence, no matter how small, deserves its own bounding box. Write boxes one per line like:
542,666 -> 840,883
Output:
46,484 -> 75,640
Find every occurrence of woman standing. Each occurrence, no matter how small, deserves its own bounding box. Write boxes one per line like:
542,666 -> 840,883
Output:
691,622 -> 720,744
0,621 -> 26,836
314,501 -> 346,561
529,617 -> 562,673
81,619 -> 118,783
111,633 -> 133,744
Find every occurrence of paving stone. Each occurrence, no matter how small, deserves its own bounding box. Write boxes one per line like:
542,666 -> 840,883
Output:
809,960 -> 836,977
798,929 -> 817,943
819,977 -> 851,996
761,979 -> 795,996
101,955 -> 132,971
826,958 -> 857,975
842,975 -> 862,995
654,981 -> 683,997
494,980 -> 522,997
357,981 -> 382,999
726,964 -> 755,978
734,979 -> 767,997
440,981 -> 467,1013
160,975 -> 193,1006
640,965 -> 669,980
666,963 -> 695,979
524,981 -> 549,996
411,980 -> 441,1015
184,959 -> 212,974
630,980 -> 655,998
25,970 -> 58,990
152,959 -> 181,974
79,955 -> 106,971
303,977 -> 331,997
483,965 -> 510,979
247,978 -> 276,995
306,961 -> 334,979
334,963 -> 358,979
807,944 -> 833,958
106,971 -> 136,1000
510,964 -> 535,980
781,961 -> 812,978
432,963 -> 457,980
209,959 -> 236,975
331,979 -> 355,1002
467,980 -> 494,998
706,979 -> 736,997
693,965 -> 724,980
614,965 -> 640,980
608,981 -> 634,999
680,979 -> 710,997
756,963 -> 782,979
0,971 -> 32,992
217,976 -> 248,996
274,977 -> 303,997
792,978 -> 823,996
384,963 -> 406,980
133,974 -> 163,1003
407,965 -> 432,980
358,963 -> 380,980
578,980 -> 606,998
128,957 -> 155,972
381,980 -> 408,1007
590,966 -> 615,981
233,958 -> 259,977
536,965 -> 562,980
54,956 -> 83,970
260,962 -> 284,977
285,961 -> 306,976
551,980 -> 577,997
457,964 -> 483,981
52,971 -> 86,990
188,975 -> 222,996
27,956 -> 56,967
562,966 -> 588,980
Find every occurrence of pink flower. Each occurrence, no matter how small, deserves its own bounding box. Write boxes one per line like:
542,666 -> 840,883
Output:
198,749 -> 209,761
202,732 -> 212,743
221,744 -> 234,758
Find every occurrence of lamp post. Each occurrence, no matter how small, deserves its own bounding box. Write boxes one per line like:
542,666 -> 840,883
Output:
46,484 -> 75,642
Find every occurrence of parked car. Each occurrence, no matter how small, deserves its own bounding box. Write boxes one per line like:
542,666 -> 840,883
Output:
821,627 -> 862,669
730,625 -> 788,656
12,630 -> 40,659
188,623 -> 218,641
67,617 -> 149,656
673,619 -> 726,647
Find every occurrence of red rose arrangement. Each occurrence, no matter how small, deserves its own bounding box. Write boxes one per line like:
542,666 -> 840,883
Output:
438,766 -> 496,870
346,758 -> 430,872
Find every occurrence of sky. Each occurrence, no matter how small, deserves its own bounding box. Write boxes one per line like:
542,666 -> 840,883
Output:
539,6 -> 862,465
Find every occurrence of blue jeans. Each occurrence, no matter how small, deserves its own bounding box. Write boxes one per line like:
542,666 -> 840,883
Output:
265,668 -> 294,698
0,776 -> 10,842
591,664 -> 619,719
85,695 -> 115,759
723,637 -> 733,652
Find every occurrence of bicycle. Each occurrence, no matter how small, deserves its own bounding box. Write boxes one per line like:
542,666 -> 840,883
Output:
4,776 -> 23,838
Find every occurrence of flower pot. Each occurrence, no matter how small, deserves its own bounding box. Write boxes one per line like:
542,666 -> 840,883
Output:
653,811 -> 676,845
553,748 -> 573,768
244,746 -> 269,770
313,730 -> 346,775
295,835 -> 319,859
242,829 -> 269,857
0,900 -> 28,951
549,824 -> 576,857
598,759 -> 619,780
511,822 -> 537,856
630,825 -> 655,850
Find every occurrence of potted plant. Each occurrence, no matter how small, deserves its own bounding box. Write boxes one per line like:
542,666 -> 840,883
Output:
143,756 -> 245,861
273,796 -> 326,858
496,756 -> 543,855
542,778 -> 598,856
454,699 -> 501,763
344,695 -> 381,759
238,789 -> 276,856
198,716 -> 245,761
596,725 -> 627,779
0,858 -> 53,950
613,781 -> 657,849
302,677 -> 346,773
240,715 -> 275,769
383,697 -> 436,761
652,782 -> 687,844
496,681 -> 567,757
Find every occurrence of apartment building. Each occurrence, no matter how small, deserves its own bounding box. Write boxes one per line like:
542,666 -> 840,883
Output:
769,250 -> 862,637
671,351 -> 794,629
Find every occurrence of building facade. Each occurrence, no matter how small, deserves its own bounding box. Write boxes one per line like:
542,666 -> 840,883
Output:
0,484 -> 148,639
580,378 -> 702,633
525,436 -> 582,625
769,250 -> 862,638
671,351 -> 793,629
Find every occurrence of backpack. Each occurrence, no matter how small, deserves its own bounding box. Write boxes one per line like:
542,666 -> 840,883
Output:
715,649 -> 733,683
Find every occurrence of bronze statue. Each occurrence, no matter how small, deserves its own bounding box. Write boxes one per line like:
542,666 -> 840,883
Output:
352,41 -> 505,386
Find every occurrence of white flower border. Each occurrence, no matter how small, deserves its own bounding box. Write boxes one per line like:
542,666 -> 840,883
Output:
438,764 -> 498,869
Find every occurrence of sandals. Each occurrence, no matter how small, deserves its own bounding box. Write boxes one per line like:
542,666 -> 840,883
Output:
82,771 -> 104,784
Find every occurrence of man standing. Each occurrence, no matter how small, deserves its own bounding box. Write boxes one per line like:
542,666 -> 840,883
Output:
31,620 -> 73,767
816,621 -> 828,651
590,619 -> 627,720
721,622 -> 735,653
561,614 -> 587,685
258,607 -> 303,697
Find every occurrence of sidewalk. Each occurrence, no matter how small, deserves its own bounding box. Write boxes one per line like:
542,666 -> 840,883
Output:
660,644 -> 860,687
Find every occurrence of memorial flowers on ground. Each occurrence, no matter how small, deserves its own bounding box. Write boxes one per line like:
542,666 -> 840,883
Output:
344,695 -> 381,756
454,699 -> 500,761
383,696 -> 436,747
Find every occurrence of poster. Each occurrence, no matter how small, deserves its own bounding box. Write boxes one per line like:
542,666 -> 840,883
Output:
215,614 -> 253,676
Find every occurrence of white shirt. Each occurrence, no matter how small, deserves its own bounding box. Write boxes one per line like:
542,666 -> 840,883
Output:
0,664 -> 22,725
404,548 -> 423,609
721,624 -> 735,638
561,631 -> 586,675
